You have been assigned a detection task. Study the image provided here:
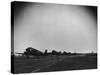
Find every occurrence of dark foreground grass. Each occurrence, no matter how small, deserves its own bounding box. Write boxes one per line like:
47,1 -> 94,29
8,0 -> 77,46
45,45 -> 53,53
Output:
12,55 -> 97,74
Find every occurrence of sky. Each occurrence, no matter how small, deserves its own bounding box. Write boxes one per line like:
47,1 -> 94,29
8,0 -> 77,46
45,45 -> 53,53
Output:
12,2 -> 97,53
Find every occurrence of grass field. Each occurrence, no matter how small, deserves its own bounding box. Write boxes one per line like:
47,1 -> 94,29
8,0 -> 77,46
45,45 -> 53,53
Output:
13,54 -> 97,74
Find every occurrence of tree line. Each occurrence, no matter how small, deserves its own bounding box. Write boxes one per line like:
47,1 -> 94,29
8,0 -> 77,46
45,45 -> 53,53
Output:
23,47 -> 77,58
11,47 -> 97,59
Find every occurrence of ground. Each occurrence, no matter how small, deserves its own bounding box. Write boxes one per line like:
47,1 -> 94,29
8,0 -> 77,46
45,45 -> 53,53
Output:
13,54 -> 97,74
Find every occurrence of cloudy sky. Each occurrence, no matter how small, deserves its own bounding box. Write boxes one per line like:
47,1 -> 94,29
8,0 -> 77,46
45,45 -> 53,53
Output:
12,2 -> 97,53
